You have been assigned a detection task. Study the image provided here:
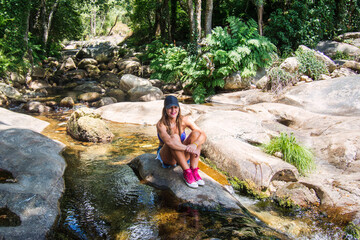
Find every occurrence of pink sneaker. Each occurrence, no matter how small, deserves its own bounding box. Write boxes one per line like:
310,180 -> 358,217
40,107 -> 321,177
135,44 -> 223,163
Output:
183,169 -> 198,188
191,167 -> 205,186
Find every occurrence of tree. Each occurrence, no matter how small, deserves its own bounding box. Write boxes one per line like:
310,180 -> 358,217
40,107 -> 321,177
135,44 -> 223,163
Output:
252,0 -> 264,36
204,0 -> 213,36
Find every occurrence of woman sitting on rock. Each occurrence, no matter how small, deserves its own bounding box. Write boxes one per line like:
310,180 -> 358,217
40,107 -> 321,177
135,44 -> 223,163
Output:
156,95 -> 207,188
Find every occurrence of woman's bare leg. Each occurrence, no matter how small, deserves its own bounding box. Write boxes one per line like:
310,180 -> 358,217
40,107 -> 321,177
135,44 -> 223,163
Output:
159,134 -> 190,170
183,130 -> 203,169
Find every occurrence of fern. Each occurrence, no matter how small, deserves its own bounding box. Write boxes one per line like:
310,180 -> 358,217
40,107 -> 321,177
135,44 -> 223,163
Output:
147,16 -> 277,103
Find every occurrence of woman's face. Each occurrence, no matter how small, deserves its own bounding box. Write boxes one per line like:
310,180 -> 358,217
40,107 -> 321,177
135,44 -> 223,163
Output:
166,106 -> 179,120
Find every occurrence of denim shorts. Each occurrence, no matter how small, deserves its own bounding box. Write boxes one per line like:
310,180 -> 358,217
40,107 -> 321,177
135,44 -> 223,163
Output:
156,146 -> 190,168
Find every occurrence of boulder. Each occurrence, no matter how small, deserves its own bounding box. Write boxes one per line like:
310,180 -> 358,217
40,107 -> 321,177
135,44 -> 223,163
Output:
330,67 -> 357,78
60,57 -> 77,71
117,58 -> 141,74
207,89 -> 275,106
99,72 -> 121,87
0,108 -> 65,239
224,71 -> 251,90
73,82 -> 104,93
28,80 -> 50,90
274,182 -> 320,208
59,96 -> 75,108
31,67 -> 46,78
77,92 -> 102,102
105,89 -> 126,102
0,83 -> 25,102
24,101 -> 51,113
9,72 -> 26,85
280,57 -> 299,74
91,97 -> 117,107
316,41 -> 360,58
0,92 -> 8,107
65,69 -> 87,80
281,75 -> 360,116
298,45 -> 337,73
78,58 -> 98,69
66,107 -> 114,143
119,74 -> 152,92
196,110 -> 299,190
128,85 -> 163,101
129,153 -> 243,211
342,60 -> 360,72
85,64 -> 101,77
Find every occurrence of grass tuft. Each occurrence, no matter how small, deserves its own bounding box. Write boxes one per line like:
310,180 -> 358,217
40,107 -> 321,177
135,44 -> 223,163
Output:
262,132 -> 315,175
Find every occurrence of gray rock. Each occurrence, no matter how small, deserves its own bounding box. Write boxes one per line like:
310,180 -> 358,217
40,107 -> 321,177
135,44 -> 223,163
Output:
24,101 -> 51,113
78,58 -> 98,69
77,92 -> 101,102
119,74 -> 152,92
59,96 -> 75,107
65,69 -> 87,80
100,72 -> 121,87
316,40 -> 360,57
74,82 -> 104,93
66,107 -> 114,143
128,85 -> 163,101
280,57 -> 299,74
60,57 -> 77,71
281,75 -> 360,116
105,89 -> 125,102
92,97 -> 117,107
0,108 -> 65,239
196,110 -> 299,190
224,71 -> 251,90
28,80 -> 50,90
0,83 -> 25,102
330,67 -> 357,78
129,153 -> 243,211
117,58 -> 141,73
207,89 -> 275,106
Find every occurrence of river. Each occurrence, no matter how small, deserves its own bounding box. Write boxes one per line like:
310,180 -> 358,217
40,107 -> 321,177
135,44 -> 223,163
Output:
25,106 -> 349,240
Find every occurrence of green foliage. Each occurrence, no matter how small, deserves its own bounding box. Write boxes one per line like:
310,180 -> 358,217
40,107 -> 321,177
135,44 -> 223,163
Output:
265,1 -> 336,54
267,66 -> 297,93
332,51 -> 357,61
147,17 -> 276,103
262,133 -> 315,175
295,48 -> 328,80
344,222 -> 360,240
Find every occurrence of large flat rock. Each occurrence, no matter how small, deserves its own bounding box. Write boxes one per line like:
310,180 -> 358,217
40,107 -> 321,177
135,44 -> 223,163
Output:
280,75 -> 360,116
129,153 -> 242,211
0,108 -> 66,239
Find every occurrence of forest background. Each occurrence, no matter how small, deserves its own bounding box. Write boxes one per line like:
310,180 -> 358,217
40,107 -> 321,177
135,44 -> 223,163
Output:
1,0 -> 359,101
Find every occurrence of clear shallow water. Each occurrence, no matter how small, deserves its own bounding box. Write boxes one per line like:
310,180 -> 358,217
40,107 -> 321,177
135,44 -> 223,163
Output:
32,110 -> 351,240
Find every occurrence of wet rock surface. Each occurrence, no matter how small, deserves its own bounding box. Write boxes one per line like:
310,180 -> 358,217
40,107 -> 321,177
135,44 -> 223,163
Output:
129,153 -> 242,211
0,107 -> 66,239
99,74 -> 360,225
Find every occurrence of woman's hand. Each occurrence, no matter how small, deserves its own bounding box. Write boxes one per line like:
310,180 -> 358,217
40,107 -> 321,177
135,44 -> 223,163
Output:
185,143 -> 200,157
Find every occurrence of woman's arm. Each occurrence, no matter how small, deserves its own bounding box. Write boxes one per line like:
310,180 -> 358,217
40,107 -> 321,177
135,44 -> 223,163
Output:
157,122 -> 188,151
183,116 -> 207,146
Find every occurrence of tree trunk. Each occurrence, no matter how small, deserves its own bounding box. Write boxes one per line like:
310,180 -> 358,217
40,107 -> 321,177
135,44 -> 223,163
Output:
108,15 -> 119,36
170,0 -> 177,42
257,4 -> 263,36
154,0 -> 162,37
187,0 -> 195,41
195,0 -> 201,40
204,0 -> 213,36
43,0 -> 60,47
161,0 -> 169,40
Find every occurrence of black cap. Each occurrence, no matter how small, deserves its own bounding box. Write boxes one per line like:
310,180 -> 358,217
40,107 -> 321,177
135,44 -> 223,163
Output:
164,95 -> 179,109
